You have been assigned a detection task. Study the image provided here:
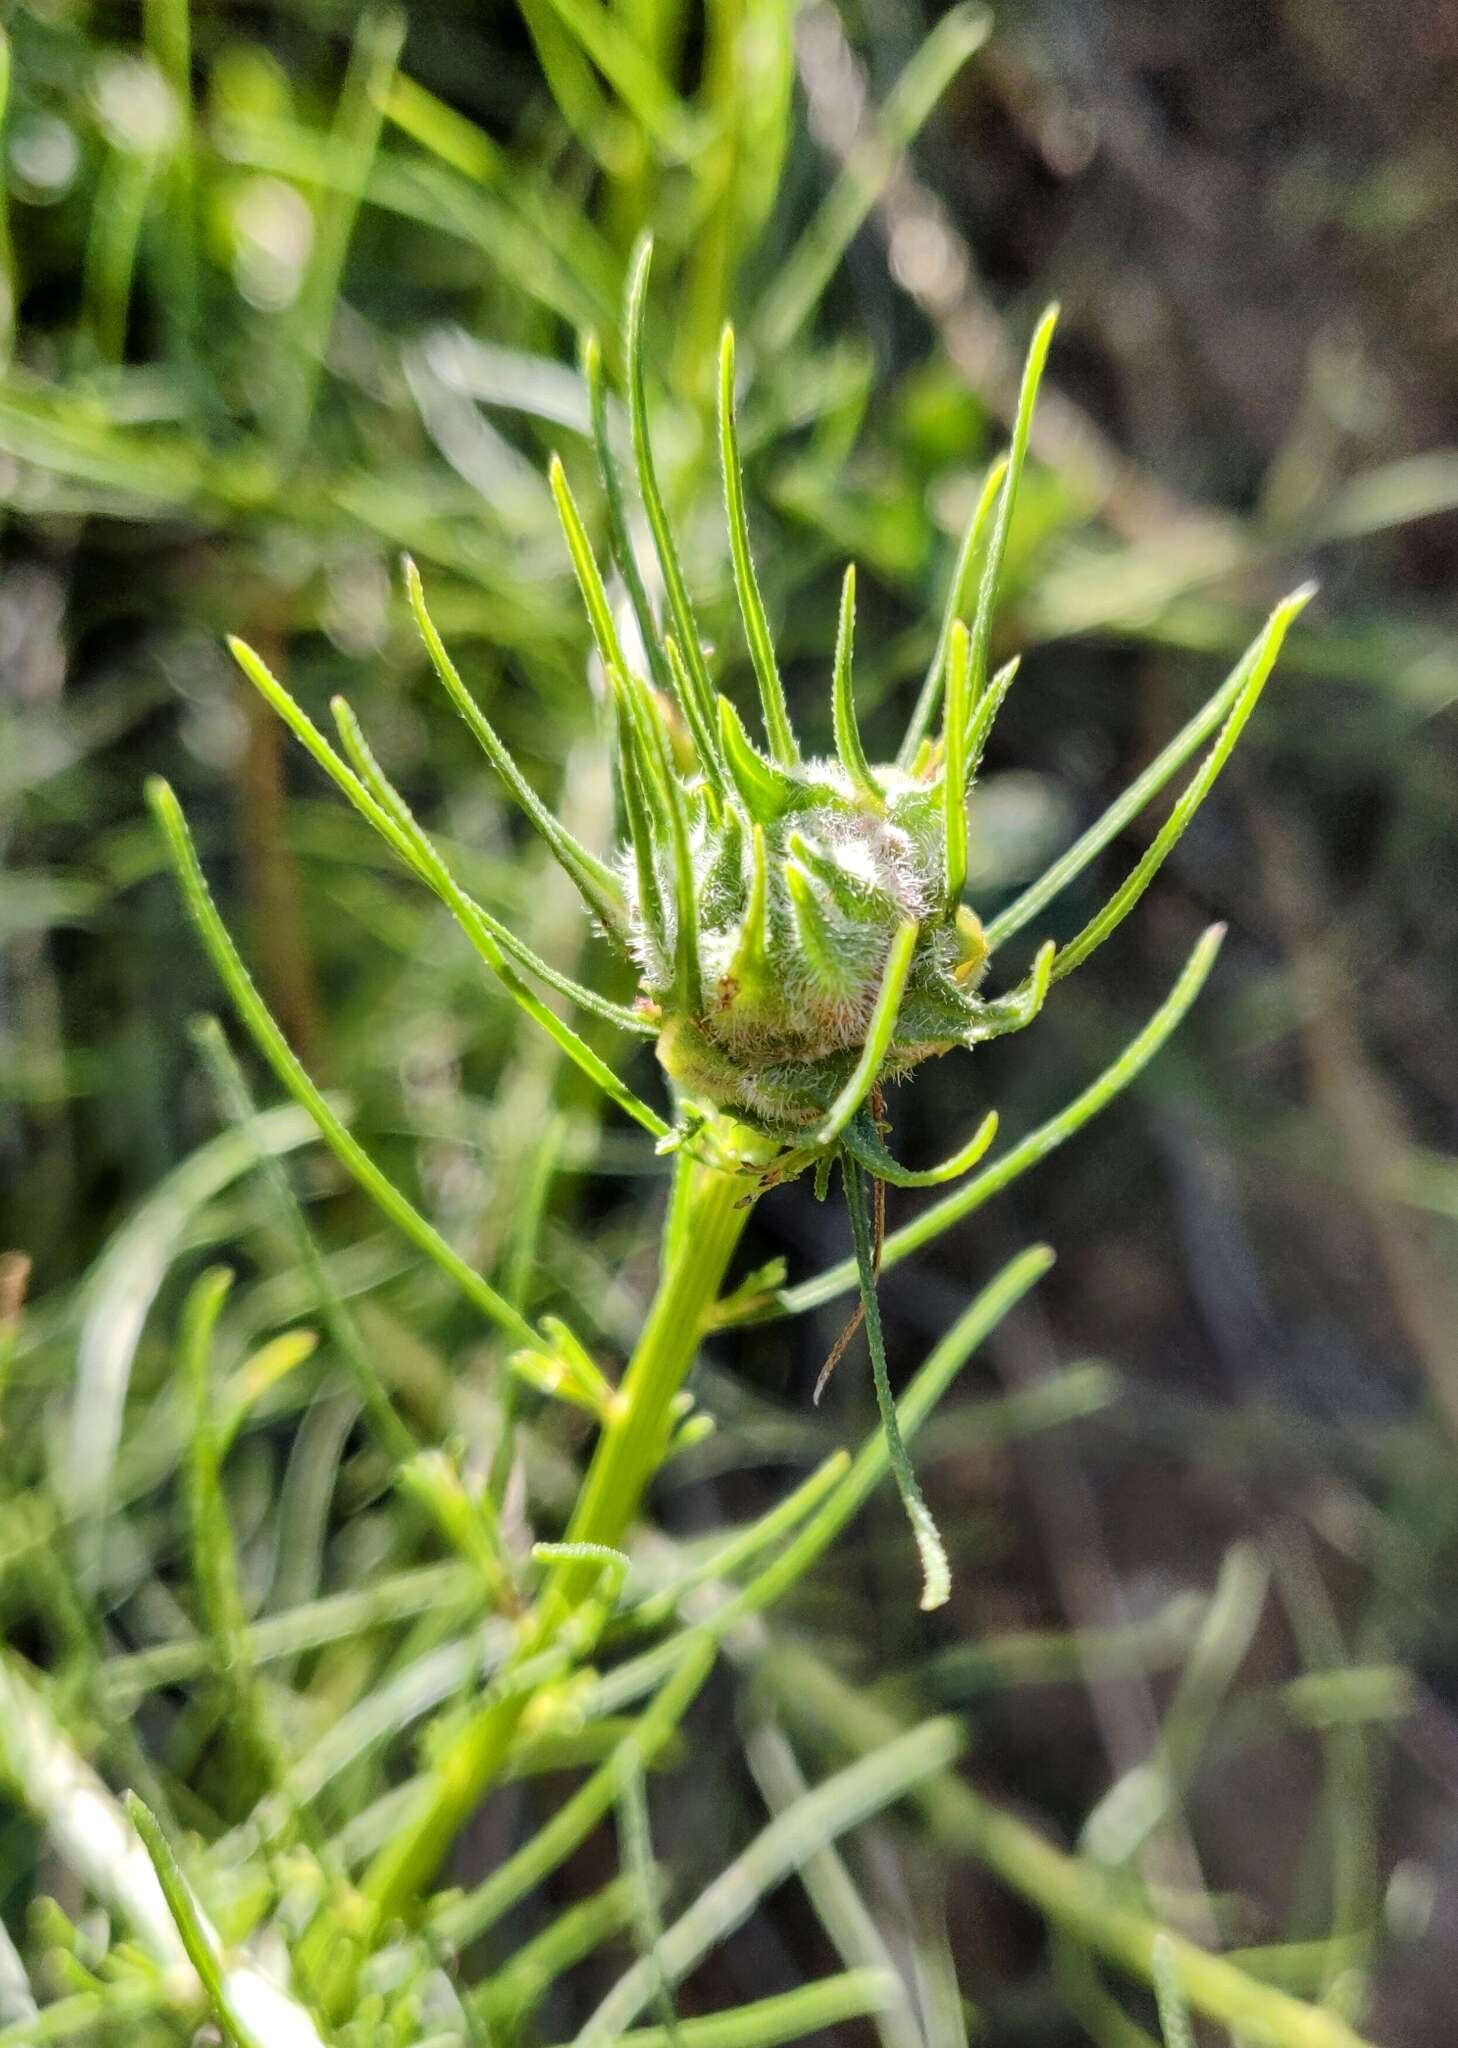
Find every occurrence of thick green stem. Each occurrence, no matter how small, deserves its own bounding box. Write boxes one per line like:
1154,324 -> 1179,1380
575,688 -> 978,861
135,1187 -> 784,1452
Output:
548,1155 -> 750,1609
352,1151 -> 752,1941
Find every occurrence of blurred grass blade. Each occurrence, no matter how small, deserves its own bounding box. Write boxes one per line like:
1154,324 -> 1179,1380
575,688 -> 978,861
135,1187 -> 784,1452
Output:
478,1876 -> 640,2033
1152,1935 -> 1196,2048
0,1919 -> 34,2032
758,3 -> 991,352
617,1761 -> 684,2045
142,0 -> 197,367
275,6 -> 404,455
62,1104 -> 321,1578
745,1720 -> 923,2048
1085,1543 -> 1268,1868
766,1647 -> 1377,2048
0,1661 -> 325,2046
546,1973 -> 897,2048
539,0 -> 698,158
678,0 -> 796,377
575,1717 -> 963,2041
0,30 -> 13,369
189,1015 -> 418,1464
435,1635 -> 719,1948
180,1267 -> 281,1786
627,1450 -> 851,1633
83,129 -> 163,365
104,1563 -> 478,1705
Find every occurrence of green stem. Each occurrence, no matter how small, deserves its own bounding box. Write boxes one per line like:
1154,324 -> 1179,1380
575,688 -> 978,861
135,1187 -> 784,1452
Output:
351,1151 -> 752,1940
548,1153 -> 750,1607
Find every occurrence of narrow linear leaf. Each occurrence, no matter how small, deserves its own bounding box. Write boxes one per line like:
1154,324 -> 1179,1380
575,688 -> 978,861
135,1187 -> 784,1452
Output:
943,619 -> 970,901
331,699 -> 670,1129
627,1450 -> 851,1634
831,565 -> 882,802
723,1248 -> 1057,1621
966,306 -> 1057,703
776,923 -> 1226,1316
189,1016 -> 417,1465
575,1712 -> 964,2040
763,1644 -> 1376,2048
965,653 -> 1020,781
617,1764 -> 685,2046
479,1877 -> 642,2033
841,1106 -> 999,1190
625,237 -> 723,783
811,922 -> 919,1146
718,692 -> 796,820
1050,586 -> 1313,983
719,326 -> 797,765
550,449 -> 632,679
725,822 -> 770,988
124,1795 -> 254,2048
844,1156 -> 950,1612
402,562 -> 629,935
900,454 -> 1008,766
986,625 -> 1279,948
434,1637 -> 719,1948
180,1269 -> 253,1692
619,669 -> 701,1013
585,330 -> 673,695
971,937 -> 1054,1044
230,635 -> 648,1033
146,777 -> 537,1348
612,678 -> 672,963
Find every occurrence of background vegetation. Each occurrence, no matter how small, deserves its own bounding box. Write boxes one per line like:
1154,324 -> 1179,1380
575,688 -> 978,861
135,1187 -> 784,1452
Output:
3,0 -> 1458,2041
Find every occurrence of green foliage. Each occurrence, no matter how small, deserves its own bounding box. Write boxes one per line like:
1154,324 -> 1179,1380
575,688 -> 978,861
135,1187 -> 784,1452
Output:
2,1 -> 1438,2045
